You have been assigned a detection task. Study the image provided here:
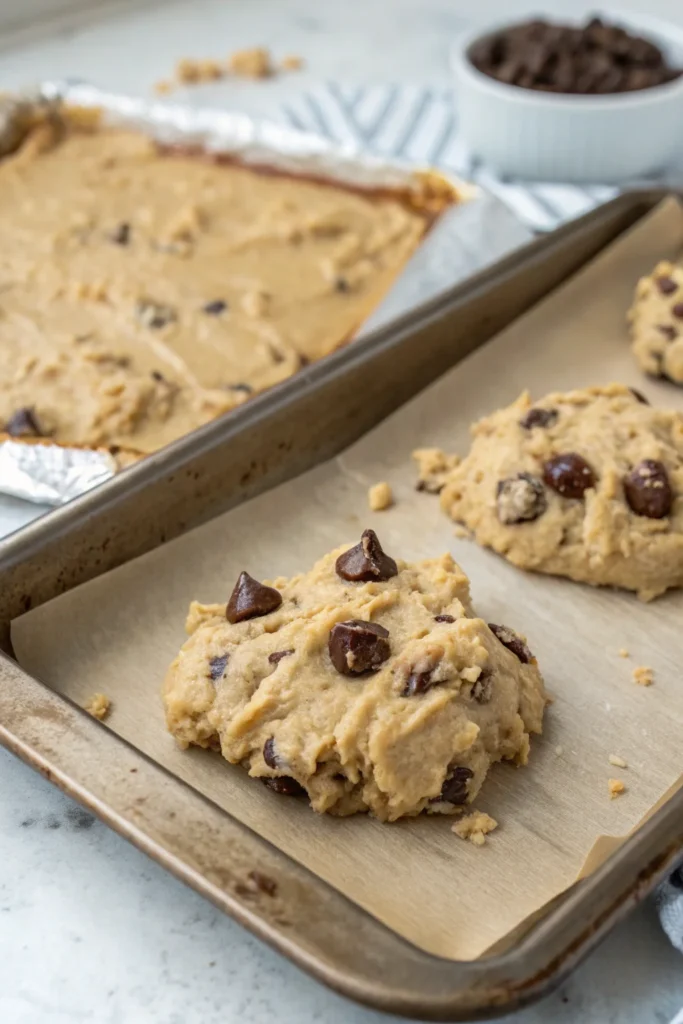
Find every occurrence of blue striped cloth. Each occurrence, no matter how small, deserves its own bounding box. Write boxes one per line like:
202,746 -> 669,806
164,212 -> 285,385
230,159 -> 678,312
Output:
281,83 -> 632,232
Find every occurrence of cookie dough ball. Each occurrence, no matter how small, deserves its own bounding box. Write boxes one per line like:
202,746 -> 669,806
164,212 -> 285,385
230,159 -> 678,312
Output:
163,530 -> 546,822
433,384 -> 683,601
628,260 -> 683,384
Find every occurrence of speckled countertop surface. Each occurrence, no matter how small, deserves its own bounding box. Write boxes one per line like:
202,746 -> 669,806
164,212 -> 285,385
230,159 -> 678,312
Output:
2,1 -> 683,1021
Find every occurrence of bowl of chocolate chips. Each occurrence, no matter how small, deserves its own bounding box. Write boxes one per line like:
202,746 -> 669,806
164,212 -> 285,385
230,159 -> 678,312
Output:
452,12 -> 683,182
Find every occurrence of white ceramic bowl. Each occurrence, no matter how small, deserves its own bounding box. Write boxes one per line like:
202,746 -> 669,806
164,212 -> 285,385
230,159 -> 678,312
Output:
452,11 -> 683,182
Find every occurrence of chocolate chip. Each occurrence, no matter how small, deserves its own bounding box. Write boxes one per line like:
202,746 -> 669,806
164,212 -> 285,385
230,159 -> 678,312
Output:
5,407 -> 43,438
263,737 -> 282,769
335,276 -> 350,293
109,222 -> 130,245
673,303 -> 683,319
629,387 -> 650,404
658,325 -> 678,340
489,623 -> 533,664
268,649 -> 294,665
657,277 -> 678,295
471,671 -> 493,704
227,383 -> 253,394
328,619 -> 390,676
496,473 -> 547,524
208,653 -> 229,680
543,453 -> 596,498
335,529 -> 398,582
203,299 -> 228,315
519,407 -> 558,430
468,16 -> 680,95
226,572 -> 282,623
151,370 -> 165,382
261,776 -> 306,797
439,766 -> 474,805
135,299 -> 177,329
434,614 -> 455,623
624,459 -> 673,519
402,670 -> 434,697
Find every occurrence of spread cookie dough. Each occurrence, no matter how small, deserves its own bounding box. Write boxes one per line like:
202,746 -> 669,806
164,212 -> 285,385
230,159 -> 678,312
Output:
628,261 -> 683,384
0,111 -> 433,455
163,530 -> 547,821
419,384 -> 683,601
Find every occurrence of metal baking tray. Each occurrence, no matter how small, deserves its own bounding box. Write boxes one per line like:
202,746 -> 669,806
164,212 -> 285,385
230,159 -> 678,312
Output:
1,189 -> 682,1021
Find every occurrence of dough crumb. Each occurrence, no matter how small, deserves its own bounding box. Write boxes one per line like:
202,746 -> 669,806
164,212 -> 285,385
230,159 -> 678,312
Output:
413,447 -> 461,494
633,665 -> 654,687
452,810 -> 498,845
555,744 -> 564,756
608,754 -> 628,768
453,523 -> 471,540
85,693 -> 111,720
618,648 -> 630,658
154,79 -> 173,95
368,481 -> 393,511
229,46 -> 274,79
608,778 -> 626,799
281,54 -> 304,71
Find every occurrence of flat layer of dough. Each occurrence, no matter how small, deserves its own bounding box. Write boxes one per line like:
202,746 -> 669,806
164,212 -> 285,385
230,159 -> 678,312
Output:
430,384 -> 683,601
0,116 -> 428,454
163,537 -> 546,822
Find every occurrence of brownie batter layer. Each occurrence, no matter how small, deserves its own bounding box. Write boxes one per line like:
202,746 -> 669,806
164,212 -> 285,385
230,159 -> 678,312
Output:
0,118 -> 429,453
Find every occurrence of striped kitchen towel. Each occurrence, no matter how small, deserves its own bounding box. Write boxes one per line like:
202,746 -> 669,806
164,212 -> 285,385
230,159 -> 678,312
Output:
281,82 -> 666,232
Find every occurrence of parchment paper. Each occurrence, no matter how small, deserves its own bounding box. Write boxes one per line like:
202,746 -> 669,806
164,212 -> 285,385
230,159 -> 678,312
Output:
11,198 -> 683,961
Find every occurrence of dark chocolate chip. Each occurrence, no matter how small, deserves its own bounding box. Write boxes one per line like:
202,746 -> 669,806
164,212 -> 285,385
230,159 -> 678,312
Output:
519,407 -> 558,430
226,571 -> 282,623
673,303 -> 683,319
328,619 -> 390,676
657,277 -> 678,295
489,623 -> 533,664
496,473 -> 547,525
434,614 -> 455,623
439,766 -> 474,805
629,387 -> 650,404
658,325 -> 678,340
268,649 -> 294,665
110,222 -> 130,245
263,737 -> 282,769
203,299 -> 228,315
624,459 -> 673,519
208,653 -> 229,680
335,529 -> 398,582
335,276 -> 350,293
402,670 -> 434,697
543,452 -> 596,498
5,407 -> 43,438
261,776 -> 306,797
136,299 -> 177,329
151,369 -> 165,382
471,671 -> 493,704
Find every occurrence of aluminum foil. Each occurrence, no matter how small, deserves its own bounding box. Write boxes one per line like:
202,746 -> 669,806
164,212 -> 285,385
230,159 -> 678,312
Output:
0,442 -> 117,505
0,81 -> 531,507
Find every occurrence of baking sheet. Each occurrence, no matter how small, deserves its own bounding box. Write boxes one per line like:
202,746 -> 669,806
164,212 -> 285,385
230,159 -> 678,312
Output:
12,197 -> 683,962
0,82 -> 530,508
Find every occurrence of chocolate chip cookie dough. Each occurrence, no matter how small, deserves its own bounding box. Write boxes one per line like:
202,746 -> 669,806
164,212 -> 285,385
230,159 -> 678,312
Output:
163,530 -> 547,821
628,261 -> 683,384
0,111 -> 432,455
423,384 -> 683,601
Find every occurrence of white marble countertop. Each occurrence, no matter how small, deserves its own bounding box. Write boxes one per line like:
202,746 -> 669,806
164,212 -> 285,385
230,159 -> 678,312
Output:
2,1 -> 683,1021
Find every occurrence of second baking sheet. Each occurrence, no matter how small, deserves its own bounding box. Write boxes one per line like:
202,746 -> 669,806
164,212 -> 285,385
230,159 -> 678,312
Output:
11,197 -> 683,961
